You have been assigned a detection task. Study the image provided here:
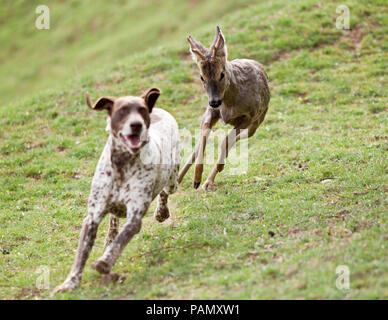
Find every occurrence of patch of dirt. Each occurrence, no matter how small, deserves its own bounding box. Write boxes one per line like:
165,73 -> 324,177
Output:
287,228 -> 307,235
348,25 -> 364,46
372,135 -> 388,141
178,50 -> 192,62
114,76 -> 124,84
341,25 -> 364,56
272,50 -> 291,62
15,287 -> 43,299
293,91 -> 307,98
188,0 -> 199,7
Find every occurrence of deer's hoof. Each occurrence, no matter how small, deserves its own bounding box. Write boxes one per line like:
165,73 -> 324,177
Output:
202,180 -> 216,191
193,181 -> 200,189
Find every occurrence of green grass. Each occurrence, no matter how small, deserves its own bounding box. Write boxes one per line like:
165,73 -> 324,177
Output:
0,0 -> 252,102
0,0 -> 387,299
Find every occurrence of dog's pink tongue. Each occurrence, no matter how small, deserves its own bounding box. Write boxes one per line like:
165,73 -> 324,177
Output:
128,135 -> 140,146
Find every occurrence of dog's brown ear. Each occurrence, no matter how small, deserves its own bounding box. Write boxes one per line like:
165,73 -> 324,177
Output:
142,88 -> 161,113
86,93 -> 115,115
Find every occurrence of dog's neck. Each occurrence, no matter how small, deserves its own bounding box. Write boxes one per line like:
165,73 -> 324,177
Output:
109,134 -> 149,169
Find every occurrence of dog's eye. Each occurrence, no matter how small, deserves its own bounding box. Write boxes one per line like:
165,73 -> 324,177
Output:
118,108 -> 128,116
200,75 -> 205,82
220,71 -> 225,80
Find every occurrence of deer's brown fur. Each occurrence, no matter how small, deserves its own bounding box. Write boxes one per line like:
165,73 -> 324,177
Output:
179,26 -> 270,190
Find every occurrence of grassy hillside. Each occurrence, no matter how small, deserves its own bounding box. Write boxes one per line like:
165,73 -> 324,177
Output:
0,0 -> 387,299
0,0 -> 250,101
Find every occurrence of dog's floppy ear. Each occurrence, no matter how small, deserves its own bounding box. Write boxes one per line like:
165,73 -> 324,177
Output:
142,88 -> 161,113
86,93 -> 115,115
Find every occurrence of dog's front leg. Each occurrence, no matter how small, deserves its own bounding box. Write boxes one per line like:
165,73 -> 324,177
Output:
51,211 -> 105,295
51,176 -> 111,295
92,203 -> 149,275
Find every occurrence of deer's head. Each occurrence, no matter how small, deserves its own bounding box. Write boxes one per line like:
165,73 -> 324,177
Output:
187,26 -> 228,109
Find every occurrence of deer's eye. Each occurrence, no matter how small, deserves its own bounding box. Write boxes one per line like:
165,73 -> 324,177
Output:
220,71 -> 225,80
200,75 -> 205,82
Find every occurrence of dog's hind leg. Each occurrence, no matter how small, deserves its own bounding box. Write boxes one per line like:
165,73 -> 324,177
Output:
154,190 -> 170,222
104,214 -> 119,248
154,163 -> 180,222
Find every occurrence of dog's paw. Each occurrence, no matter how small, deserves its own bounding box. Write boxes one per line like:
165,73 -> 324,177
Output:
51,279 -> 79,296
201,180 -> 216,191
154,206 -> 170,222
101,272 -> 120,285
92,259 -> 111,274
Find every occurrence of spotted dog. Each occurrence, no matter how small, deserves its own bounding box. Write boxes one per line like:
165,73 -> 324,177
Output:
52,88 -> 181,294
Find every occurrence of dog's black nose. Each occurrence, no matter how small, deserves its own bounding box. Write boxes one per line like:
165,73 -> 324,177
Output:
130,121 -> 142,133
209,100 -> 222,108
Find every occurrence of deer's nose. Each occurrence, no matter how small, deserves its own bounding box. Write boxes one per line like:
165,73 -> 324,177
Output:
130,121 -> 142,133
209,99 -> 222,108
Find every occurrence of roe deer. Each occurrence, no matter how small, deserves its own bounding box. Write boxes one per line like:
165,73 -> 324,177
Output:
178,26 -> 270,190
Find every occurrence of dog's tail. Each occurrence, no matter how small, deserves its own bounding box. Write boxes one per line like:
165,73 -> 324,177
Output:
85,92 -> 93,108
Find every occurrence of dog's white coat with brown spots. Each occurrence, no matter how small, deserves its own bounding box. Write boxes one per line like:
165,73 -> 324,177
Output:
52,88 -> 181,294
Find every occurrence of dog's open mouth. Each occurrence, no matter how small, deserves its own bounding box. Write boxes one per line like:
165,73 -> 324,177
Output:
120,133 -> 141,152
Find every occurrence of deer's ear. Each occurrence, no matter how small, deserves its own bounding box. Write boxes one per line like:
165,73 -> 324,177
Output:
187,35 -> 207,62
142,87 -> 161,113
86,94 -> 115,115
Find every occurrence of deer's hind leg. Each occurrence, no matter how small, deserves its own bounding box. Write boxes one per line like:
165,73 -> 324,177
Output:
202,120 -> 259,191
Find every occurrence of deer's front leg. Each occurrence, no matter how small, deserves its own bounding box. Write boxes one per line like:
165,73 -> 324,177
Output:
178,108 -> 219,187
193,108 -> 220,189
193,123 -> 211,189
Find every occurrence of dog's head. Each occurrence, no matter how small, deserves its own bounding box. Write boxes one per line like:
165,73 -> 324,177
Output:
86,88 -> 161,154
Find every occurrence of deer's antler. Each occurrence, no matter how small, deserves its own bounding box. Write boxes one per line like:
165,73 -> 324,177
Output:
210,26 -> 222,60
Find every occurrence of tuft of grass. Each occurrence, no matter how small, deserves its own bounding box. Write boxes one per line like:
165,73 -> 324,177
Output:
0,0 -> 387,299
